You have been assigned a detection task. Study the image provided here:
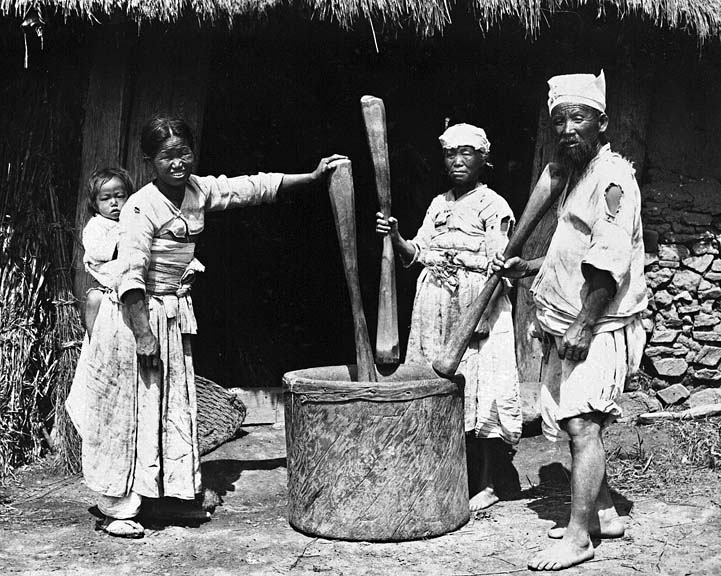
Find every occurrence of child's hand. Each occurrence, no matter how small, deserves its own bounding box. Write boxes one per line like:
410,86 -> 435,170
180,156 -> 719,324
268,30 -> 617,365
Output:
312,154 -> 348,181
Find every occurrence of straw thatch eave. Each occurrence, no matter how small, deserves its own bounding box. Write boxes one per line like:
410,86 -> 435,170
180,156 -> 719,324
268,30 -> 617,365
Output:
2,1 -> 721,39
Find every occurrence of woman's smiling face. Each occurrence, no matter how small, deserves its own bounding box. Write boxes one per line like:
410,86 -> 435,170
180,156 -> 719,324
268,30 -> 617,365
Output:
151,135 -> 195,189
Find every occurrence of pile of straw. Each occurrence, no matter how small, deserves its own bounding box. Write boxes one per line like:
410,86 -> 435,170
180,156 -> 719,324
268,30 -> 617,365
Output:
0,78 -> 84,479
3,1 -> 721,41
0,130 -> 53,478
46,182 -> 84,474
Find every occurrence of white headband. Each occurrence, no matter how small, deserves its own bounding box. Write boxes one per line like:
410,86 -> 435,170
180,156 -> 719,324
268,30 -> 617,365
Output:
547,70 -> 606,115
438,123 -> 491,154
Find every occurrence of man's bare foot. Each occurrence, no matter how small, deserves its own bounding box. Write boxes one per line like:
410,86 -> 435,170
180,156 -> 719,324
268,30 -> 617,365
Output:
547,507 -> 625,539
469,487 -> 499,511
528,539 -> 594,571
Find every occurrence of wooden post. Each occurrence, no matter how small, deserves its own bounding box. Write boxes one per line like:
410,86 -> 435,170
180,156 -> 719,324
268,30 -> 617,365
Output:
514,106 -> 559,383
71,26 -> 133,304
72,25 -> 212,307
605,61 -> 656,183
124,27 -> 211,188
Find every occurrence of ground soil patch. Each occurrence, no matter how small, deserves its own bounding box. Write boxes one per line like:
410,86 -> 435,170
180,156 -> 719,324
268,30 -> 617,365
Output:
2,420 -> 720,575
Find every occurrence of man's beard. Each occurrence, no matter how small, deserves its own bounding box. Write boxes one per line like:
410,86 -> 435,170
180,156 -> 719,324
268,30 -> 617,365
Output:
558,139 -> 597,170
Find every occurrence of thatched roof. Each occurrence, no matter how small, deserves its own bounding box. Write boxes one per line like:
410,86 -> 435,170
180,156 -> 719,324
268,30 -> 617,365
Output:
3,0 -> 721,39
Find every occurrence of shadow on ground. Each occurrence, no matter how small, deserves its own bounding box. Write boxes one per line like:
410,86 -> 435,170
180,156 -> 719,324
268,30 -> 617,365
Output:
201,457 -> 287,499
523,462 -> 634,529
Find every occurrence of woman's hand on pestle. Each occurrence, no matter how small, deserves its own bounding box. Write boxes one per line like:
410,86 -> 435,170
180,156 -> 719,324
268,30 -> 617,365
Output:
277,155 -> 348,196
375,212 -> 401,241
376,212 -> 418,267
311,154 -> 349,182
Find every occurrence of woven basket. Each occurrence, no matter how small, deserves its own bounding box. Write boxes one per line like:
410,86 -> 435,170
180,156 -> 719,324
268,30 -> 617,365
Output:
196,375 -> 247,455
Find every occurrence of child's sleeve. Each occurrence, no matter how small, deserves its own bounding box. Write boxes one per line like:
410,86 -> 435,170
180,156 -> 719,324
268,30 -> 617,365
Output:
195,173 -> 285,212
83,219 -> 118,264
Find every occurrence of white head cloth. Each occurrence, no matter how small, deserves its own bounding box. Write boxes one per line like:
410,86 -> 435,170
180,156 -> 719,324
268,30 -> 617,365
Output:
547,70 -> 606,115
438,123 -> 491,154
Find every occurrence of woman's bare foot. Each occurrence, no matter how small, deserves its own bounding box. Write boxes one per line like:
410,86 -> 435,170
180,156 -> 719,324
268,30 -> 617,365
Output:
469,487 -> 499,511
547,507 -> 625,539
528,538 -> 594,571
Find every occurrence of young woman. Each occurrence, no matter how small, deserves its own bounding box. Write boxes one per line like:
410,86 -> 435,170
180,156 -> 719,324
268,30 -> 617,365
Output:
68,115 -> 344,538
376,123 -> 521,511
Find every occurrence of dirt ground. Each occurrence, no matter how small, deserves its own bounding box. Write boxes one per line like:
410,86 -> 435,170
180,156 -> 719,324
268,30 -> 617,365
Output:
2,419 -> 720,576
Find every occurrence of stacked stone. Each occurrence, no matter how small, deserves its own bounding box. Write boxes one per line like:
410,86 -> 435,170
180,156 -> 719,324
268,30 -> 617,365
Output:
641,176 -> 721,388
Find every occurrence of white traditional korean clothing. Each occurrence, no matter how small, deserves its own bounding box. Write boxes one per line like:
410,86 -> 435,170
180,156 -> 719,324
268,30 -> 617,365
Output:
530,144 -> 647,441
82,214 -> 122,290
67,172 -> 283,509
405,185 -> 522,445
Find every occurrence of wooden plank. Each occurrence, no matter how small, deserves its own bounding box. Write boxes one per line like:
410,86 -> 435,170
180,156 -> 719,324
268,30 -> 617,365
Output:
514,105 -> 559,383
228,387 -> 285,426
124,27 -> 211,188
71,26 -> 133,304
606,61 -> 655,183
72,25 -> 212,307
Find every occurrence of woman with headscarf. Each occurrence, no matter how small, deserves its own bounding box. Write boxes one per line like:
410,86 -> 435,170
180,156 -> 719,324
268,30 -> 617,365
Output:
376,123 -> 521,510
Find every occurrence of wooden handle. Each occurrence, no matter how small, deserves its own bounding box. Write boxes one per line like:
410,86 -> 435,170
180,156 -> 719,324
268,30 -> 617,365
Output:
328,159 -> 377,382
432,164 -> 565,378
361,95 -> 399,365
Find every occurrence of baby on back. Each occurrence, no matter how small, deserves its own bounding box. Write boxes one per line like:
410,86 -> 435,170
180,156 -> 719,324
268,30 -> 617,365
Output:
82,167 -> 134,337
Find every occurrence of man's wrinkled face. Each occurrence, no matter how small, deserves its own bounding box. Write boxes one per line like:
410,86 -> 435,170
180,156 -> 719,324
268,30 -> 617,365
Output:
551,104 -> 608,168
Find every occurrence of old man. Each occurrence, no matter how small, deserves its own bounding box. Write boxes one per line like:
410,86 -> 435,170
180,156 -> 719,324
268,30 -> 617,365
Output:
492,70 -> 647,570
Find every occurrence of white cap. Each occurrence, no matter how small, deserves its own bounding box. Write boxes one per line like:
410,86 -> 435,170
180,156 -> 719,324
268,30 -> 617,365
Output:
547,70 -> 606,115
438,123 -> 491,154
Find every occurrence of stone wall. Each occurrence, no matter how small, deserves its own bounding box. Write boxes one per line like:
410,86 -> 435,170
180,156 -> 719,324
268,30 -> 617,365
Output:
638,43 -> 721,390
642,176 -> 721,386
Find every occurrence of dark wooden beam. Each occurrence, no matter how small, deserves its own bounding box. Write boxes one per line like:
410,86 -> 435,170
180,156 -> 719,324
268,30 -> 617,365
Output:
71,26 -> 133,305
124,28 -> 211,188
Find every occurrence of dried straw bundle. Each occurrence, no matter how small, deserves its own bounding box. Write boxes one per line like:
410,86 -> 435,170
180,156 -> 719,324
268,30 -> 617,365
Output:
3,1 -> 721,41
0,79 -> 84,479
46,184 -> 84,474
0,136 -> 53,479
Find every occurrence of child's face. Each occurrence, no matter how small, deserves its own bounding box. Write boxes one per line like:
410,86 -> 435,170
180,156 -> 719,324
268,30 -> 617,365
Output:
152,136 -> 195,189
96,177 -> 128,221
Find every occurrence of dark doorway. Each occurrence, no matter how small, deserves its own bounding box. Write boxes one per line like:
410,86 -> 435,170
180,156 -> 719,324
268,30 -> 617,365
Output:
192,15 -> 541,387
